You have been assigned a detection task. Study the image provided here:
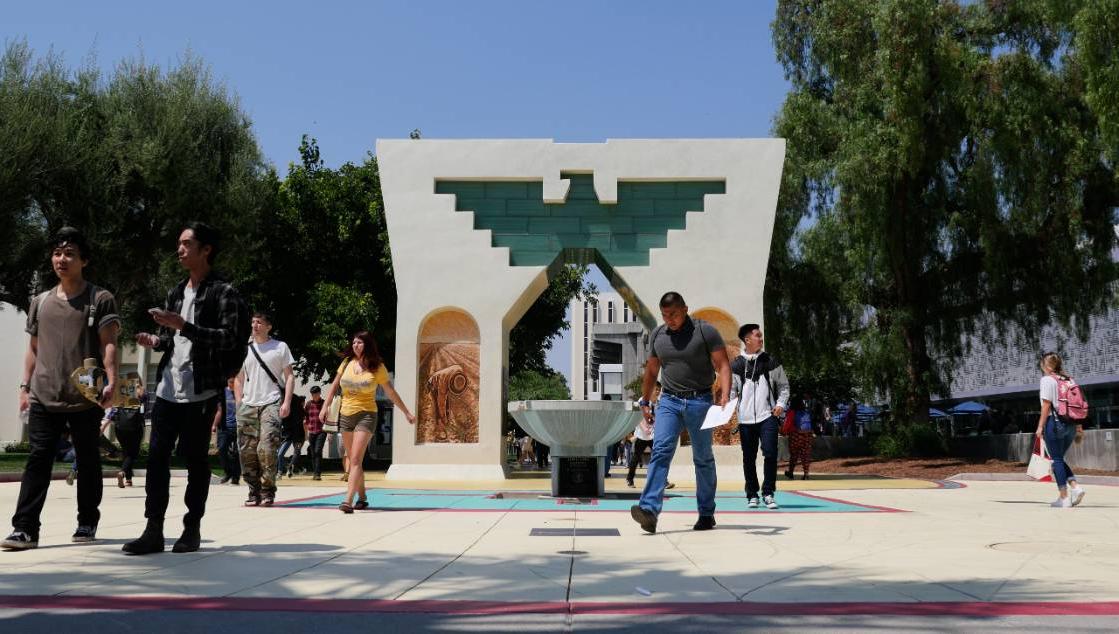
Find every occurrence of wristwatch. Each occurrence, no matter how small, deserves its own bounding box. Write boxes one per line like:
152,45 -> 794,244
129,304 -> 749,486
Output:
18,383 -> 30,393
638,398 -> 651,408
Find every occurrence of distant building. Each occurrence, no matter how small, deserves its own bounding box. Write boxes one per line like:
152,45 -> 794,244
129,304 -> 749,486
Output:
569,292 -> 647,400
933,307 -> 1119,431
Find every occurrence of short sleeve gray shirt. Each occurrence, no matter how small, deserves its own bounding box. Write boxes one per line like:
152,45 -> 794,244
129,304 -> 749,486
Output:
649,317 -> 725,393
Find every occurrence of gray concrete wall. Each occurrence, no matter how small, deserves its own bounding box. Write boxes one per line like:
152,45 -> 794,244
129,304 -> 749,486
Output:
949,430 -> 1119,471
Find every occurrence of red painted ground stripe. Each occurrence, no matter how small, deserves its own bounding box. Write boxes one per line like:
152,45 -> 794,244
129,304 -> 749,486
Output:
2,596 -> 1118,616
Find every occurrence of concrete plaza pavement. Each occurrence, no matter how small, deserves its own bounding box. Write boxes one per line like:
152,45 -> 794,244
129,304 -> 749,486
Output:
0,470 -> 1117,632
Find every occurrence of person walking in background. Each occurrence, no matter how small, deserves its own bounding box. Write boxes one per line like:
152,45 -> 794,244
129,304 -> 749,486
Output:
630,292 -> 731,534
108,373 -> 145,488
785,394 -> 815,481
235,312 -> 295,507
3,228 -> 120,551
320,332 -> 415,513
277,393 -> 307,478
1037,352 -> 1087,509
124,222 -> 246,556
303,386 -> 327,480
214,378 -> 240,485
731,323 -> 790,510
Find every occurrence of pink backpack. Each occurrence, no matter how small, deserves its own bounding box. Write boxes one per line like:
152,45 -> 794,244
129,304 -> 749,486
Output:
1052,374 -> 1089,421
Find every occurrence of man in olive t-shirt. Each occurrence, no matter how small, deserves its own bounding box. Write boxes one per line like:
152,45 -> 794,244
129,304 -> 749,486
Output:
3,227 -> 120,551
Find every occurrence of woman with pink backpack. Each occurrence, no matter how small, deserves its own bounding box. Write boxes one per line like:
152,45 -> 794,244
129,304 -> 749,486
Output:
1036,353 -> 1087,508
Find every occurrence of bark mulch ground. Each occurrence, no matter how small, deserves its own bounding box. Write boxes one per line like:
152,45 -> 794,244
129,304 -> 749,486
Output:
808,456 -> 1118,481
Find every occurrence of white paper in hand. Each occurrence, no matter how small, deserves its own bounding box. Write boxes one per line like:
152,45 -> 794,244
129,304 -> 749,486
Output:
701,398 -> 738,430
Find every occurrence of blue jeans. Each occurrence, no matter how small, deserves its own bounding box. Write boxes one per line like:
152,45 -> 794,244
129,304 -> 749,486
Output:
1043,415 -> 1078,489
638,393 -> 717,517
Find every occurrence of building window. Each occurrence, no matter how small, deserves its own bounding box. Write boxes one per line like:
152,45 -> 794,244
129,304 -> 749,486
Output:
583,302 -> 588,326
592,303 -> 599,323
623,305 -> 630,323
608,301 -> 615,323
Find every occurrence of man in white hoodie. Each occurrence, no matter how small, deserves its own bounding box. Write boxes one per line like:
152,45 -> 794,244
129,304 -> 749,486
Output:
730,323 -> 790,510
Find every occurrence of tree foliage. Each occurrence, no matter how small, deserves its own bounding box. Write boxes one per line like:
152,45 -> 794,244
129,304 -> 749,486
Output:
508,369 -> 571,401
508,264 -> 596,376
0,41 -> 266,336
768,1 -> 1118,424
241,136 -> 396,379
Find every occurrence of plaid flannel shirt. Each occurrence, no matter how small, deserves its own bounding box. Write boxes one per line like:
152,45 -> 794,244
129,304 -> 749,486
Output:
153,273 -> 247,395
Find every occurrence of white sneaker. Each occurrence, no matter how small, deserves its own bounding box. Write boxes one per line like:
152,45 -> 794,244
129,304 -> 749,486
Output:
1069,487 -> 1086,507
747,498 -> 759,509
1050,497 -> 1072,508
763,495 -> 779,510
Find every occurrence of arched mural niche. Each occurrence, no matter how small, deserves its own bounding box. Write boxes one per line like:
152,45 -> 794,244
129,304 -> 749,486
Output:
692,307 -> 743,446
417,309 -> 480,443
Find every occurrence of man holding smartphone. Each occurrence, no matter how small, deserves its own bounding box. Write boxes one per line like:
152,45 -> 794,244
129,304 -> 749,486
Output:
123,222 -> 249,555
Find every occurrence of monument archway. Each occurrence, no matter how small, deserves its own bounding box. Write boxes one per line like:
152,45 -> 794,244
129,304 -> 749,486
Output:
377,139 -> 785,480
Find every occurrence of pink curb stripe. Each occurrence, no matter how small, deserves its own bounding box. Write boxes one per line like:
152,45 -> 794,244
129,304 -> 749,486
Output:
2,596 -> 1118,616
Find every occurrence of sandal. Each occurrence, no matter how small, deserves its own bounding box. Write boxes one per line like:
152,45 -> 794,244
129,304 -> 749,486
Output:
353,497 -> 369,511
339,502 -> 354,514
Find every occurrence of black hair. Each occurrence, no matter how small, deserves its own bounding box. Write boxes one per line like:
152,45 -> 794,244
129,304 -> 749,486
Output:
738,323 -> 761,342
51,226 -> 91,261
252,311 -> 273,325
659,292 -> 686,308
184,221 -> 220,264
309,385 -> 321,393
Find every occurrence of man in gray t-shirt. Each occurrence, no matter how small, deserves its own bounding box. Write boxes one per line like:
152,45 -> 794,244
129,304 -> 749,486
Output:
4,227 -> 120,551
630,292 -> 731,535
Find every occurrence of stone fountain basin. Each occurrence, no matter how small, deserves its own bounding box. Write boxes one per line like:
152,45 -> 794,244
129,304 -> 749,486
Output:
507,400 -> 641,457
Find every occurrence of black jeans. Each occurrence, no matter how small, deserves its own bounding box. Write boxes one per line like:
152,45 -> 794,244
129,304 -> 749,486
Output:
12,403 -> 104,537
740,416 -> 780,498
216,426 -> 240,480
306,432 -> 327,476
145,397 -> 218,527
115,413 -> 144,480
627,437 -> 653,483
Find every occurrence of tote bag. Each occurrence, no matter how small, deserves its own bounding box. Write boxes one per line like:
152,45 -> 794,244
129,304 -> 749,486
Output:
1026,437 -> 1053,482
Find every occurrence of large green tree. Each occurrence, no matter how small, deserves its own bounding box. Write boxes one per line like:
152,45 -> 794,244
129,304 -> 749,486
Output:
768,1 -> 1118,424
508,264 -> 596,376
242,136 -> 397,379
0,41 -> 266,335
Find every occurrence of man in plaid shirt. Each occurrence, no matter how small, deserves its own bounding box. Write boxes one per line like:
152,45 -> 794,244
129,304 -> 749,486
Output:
123,222 -> 249,556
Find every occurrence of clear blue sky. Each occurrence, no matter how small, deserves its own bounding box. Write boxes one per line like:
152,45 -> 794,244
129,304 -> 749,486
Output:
6,0 -> 789,385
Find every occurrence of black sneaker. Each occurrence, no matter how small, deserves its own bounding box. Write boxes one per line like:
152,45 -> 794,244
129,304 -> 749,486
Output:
72,525 -> 98,543
244,493 -> 261,507
630,505 -> 657,534
626,480 -> 635,488
231,477 -> 240,485
262,494 -> 274,507
219,476 -> 231,484
693,515 -> 716,531
312,474 -> 322,481
1,531 -> 38,551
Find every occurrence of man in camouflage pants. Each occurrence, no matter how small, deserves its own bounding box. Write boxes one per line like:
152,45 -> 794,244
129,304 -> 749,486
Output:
234,313 -> 294,507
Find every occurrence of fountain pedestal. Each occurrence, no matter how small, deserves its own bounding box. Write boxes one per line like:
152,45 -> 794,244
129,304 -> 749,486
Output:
507,400 -> 641,497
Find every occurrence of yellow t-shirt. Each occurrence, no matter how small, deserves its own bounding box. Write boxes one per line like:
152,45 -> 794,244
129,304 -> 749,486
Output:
337,359 -> 389,417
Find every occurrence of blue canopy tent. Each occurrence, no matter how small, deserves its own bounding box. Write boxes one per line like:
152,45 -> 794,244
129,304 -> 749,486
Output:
929,407 -> 950,418
947,400 -> 991,436
949,401 -> 989,415
855,404 -> 881,421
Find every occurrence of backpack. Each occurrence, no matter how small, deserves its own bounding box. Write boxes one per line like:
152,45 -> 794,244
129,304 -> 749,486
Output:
1053,375 -> 1089,421
795,408 -> 814,432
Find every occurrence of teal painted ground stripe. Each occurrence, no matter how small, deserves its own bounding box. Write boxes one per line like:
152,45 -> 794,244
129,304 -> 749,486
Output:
277,488 -> 893,513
